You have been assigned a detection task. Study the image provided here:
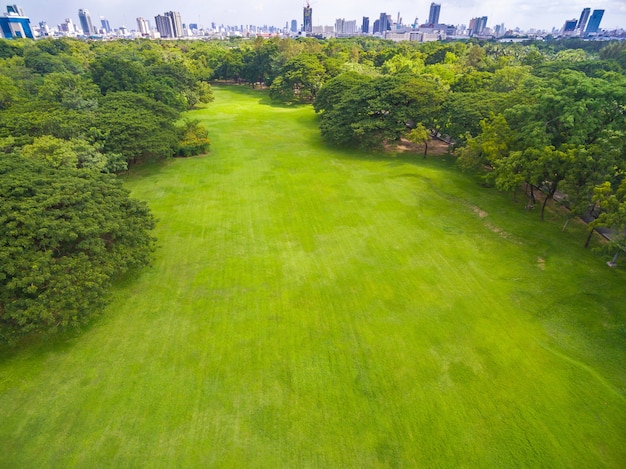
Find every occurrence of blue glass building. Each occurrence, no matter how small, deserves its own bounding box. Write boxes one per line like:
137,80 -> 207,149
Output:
585,9 -> 604,35
0,10 -> 33,39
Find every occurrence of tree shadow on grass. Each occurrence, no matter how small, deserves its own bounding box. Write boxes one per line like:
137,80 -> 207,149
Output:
212,83 -> 311,110
317,137 -> 457,173
0,265 -> 151,360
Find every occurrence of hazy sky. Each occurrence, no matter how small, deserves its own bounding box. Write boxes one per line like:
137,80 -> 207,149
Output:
18,0 -> 626,31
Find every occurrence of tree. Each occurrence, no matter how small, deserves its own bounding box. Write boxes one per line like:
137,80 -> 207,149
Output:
407,124 -> 430,157
585,180 -> 626,249
97,92 -> 180,164
177,119 -> 211,157
0,156 -> 156,342
90,55 -> 148,95
270,53 -> 326,103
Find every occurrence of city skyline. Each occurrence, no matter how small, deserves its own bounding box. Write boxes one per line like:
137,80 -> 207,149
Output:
18,0 -> 626,32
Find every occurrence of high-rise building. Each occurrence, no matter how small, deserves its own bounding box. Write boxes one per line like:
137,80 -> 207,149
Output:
372,19 -> 380,34
100,17 -> 111,34
137,17 -> 150,36
78,8 -> 95,35
166,11 -> 183,37
562,19 -> 578,34
577,8 -> 590,35
585,9 -> 604,35
335,18 -> 356,36
0,4 -> 33,38
362,17 -> 369,34
428,3 -> 441,26
155,14 -> 173,37
468,16 -> 488,36
6,4 -> 24,16
155,11 -> 183,38
379,12 -> 390,32
291,19 -> 297,32
303,2 -> 312,33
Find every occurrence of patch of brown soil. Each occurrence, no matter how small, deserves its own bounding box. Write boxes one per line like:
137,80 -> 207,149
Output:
391,137 -> 451,156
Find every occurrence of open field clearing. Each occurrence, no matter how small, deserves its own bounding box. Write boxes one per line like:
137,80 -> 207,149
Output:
0,86 -> 624,467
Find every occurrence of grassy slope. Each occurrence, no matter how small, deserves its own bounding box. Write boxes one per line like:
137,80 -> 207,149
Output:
0,86 -> 624,468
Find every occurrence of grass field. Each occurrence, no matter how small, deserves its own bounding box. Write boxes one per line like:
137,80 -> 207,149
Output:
1,86 -> 625,468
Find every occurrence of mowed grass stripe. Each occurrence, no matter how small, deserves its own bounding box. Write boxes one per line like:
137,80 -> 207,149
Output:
0,86 -> 624,468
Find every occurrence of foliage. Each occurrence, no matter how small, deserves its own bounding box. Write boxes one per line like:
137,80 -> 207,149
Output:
177,119 -> 211,157
96,92 -> 180,164
270,53 -> 326,103
0,156 -> 155,342
315,72 -> 445,149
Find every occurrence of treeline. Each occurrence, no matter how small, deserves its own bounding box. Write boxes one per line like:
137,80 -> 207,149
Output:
208,36 -> 625,251
0,38 -> 215,342
2,37 -> 625,341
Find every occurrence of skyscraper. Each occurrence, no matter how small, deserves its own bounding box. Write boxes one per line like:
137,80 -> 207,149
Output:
291,19 -> 297,33
155,11 -> 183,38
585,9 -> 604,35
303,2 -> 312,33
137,17 -> 150,36
562,19 -> 578,34
0,4 -> 33,38
165,11 -> 183,38
100,17 -> 111,34
372,19 -> 380,34
6,4 -> 24,15
379,12 -> 390,33
428,3 -> 441,26
78,8 -> 95,35
362,17 -> 369,34
155,14 -> 173,37
577,8 -> 590,35
468,16 -> 487,36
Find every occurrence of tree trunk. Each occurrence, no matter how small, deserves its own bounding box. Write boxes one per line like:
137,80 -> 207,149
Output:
423,141 -> 428,158
562,218 -> 570,232
541,183 -> 558,221
584,227 -> 595,248
541,194 -> 550,221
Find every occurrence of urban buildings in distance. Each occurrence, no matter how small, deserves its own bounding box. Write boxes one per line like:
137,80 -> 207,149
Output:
0,4 -> 33,38
2,3 -> 623,42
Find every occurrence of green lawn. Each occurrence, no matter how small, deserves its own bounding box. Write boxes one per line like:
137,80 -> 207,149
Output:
1,85 -> 625,468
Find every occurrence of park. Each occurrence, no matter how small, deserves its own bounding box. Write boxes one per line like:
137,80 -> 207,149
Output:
0,85 -> 624,467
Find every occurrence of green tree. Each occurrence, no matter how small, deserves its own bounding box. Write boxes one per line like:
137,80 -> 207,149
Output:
407,123 -> 430,157
0,156 -> 155,342
97,92 -> 180,164
270,53 -> 326,103
586,180 -> 626,249
177,119 -> 211,157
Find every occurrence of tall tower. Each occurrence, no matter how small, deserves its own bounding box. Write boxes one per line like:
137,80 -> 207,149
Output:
428,3 -> 441,26
137,17 -> 150,36
379,12 -> 390,32
78,9 -> 95,35
154,14 -> 174,38
165,11 -> 183,38
585,9 -> 604,35
100,16 -> 111,34
577,8 -> 590,35
303,2 -> 312,33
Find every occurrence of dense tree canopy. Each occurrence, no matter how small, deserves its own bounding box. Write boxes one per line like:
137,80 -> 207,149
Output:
1,35 -> 625,342
0,156 -> 156,342
0,37 -> 219,341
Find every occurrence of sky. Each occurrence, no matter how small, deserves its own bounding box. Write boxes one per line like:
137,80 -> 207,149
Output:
16,0 -> 626,32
